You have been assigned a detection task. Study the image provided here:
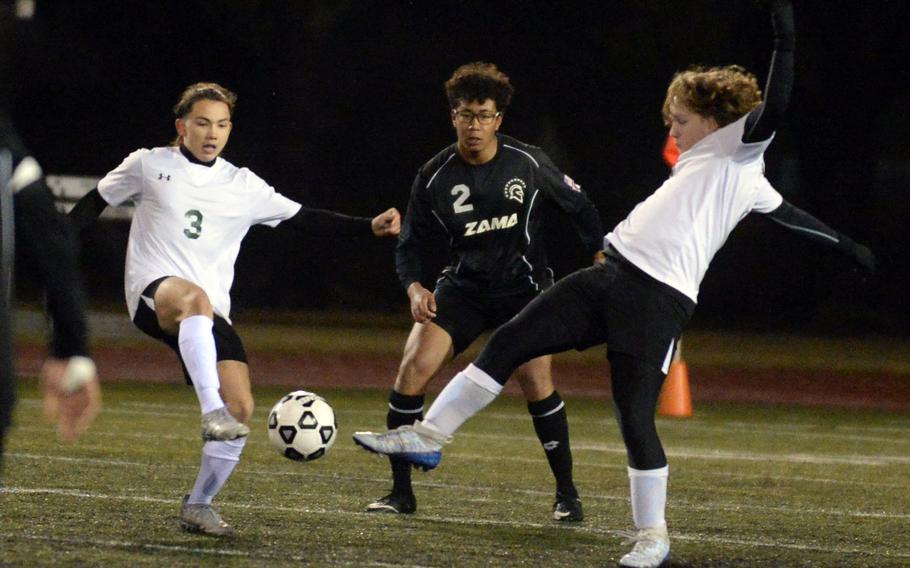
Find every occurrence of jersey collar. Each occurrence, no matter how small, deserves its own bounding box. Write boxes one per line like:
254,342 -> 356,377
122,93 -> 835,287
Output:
179,145 -> 217,168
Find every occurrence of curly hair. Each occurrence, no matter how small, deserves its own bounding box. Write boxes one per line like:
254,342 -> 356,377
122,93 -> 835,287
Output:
444,62 -> 514,112
173,82 -> 237,119
662,65 -> 762,128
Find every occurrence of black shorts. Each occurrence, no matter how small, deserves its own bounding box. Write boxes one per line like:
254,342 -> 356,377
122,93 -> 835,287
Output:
132,277 -> 248,384
432,279 -> 545,357
524,247 -> 695,371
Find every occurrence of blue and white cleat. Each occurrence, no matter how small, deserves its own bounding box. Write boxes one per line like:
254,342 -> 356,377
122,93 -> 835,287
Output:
353,422 -> 451,471
618,522 -> 671,568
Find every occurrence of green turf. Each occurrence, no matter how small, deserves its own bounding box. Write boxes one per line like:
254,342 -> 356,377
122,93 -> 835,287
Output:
1,380 -> 908,567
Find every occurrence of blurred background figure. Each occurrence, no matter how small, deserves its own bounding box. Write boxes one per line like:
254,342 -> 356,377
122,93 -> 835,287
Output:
0,0 -> 101,473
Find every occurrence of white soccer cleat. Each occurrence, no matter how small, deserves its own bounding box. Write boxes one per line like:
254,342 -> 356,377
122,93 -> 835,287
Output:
618,522 -> 670,568
352,421 -> 451,471
200,406 -> 250,441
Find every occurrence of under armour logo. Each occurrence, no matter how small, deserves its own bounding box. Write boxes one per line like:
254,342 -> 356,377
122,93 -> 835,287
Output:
543,440 -> 560,451
158,173 -> 171,181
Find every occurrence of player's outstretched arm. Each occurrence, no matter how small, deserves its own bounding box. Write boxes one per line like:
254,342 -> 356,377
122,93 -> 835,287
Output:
282,205 -> 399,237
764,200 -> 875,274
68,188 -> 109,234
743,0 -> 795,143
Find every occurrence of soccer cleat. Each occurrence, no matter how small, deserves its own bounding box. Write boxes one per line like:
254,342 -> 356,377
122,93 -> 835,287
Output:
366,492 -> 417,514
552,492 -> 583,522
618,522 -> 670,568
352,422 -> 451,471
179,495 -> 235,537
200,406 -> 250,441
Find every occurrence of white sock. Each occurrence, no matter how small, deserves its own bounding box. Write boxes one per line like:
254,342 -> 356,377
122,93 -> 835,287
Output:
423,363 -> 503,437
187,437 -> 247,505
628,465 -> 669,529
178,315 -> 223,414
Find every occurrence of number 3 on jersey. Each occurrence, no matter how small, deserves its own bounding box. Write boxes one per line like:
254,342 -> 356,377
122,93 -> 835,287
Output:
184,209 -> 203,239
451,184 -> 474,214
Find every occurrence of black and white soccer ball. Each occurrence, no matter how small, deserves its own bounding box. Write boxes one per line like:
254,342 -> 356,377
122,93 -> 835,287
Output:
267,390 -> 337,462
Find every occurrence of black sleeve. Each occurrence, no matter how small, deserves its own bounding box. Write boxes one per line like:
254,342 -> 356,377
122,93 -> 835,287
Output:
764,200 -> 875,273
395,174 -> 436,291
281,206 -> 372,237
743,0 -> 795,143
14,181 -> 90,358
67,188 -> 109,235
537,152 -> 604,256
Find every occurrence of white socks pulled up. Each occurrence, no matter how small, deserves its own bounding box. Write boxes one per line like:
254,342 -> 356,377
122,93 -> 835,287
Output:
423,364 -> 503,437
178,315 -> 224,414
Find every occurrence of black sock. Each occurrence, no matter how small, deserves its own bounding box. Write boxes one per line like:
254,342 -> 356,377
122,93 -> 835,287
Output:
387,390 -> 424,496
528,391 -> 577,499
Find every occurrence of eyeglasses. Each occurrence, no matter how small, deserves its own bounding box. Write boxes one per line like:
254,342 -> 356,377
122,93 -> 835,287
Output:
452,110 -> 501,125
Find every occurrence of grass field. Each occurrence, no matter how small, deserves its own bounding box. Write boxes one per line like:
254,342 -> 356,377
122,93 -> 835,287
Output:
2,379 -> 908,567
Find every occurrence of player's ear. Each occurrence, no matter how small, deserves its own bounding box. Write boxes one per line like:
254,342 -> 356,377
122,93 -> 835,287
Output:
175,118 -> 186,138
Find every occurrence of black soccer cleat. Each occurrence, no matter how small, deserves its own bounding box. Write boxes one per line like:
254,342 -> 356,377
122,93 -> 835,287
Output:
552,492 -> 583,522
366,492 -> 417,515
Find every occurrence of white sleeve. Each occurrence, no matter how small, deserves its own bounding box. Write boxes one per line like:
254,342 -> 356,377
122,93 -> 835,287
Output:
97,149 -> 148,206
751,175 -> 785,214
244,170 -> 303,227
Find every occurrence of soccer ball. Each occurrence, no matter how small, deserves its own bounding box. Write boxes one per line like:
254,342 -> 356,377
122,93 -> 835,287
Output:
267,390 -> 337,462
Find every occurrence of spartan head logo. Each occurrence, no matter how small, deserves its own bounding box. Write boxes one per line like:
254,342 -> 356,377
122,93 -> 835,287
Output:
504,178 -> 526,204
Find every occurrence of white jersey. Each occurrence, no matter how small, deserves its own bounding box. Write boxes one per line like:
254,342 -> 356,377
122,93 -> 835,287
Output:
98,146 -> 302,322
606,114 -> 783,303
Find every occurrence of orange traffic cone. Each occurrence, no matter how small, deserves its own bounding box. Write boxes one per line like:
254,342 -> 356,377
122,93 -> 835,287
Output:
658,341 -> 692,417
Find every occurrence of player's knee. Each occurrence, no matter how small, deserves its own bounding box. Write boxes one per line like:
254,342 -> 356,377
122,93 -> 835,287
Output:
180,286 -> 213,317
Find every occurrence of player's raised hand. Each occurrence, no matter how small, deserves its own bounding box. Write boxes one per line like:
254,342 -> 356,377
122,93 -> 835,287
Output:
41,356 -> 102,443
371,208 -> 401,237
407,282 -> 437,323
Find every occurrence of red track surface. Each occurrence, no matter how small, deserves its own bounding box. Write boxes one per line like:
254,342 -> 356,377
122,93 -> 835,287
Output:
15,342 -> 910,412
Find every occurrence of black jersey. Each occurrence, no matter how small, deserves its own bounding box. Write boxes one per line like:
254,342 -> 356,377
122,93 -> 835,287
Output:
396,134 -> 603,296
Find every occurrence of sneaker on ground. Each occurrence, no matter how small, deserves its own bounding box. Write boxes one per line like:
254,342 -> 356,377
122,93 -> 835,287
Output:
552,492 -> 583,522
352,422 -> 451,471
179,495 -> 235,537
618,522 -> 670,568
366,492 -> 417,514
200,406 -> 250,441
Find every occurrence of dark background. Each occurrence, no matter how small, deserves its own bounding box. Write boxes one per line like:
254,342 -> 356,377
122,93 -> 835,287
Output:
6,0 -> 909,335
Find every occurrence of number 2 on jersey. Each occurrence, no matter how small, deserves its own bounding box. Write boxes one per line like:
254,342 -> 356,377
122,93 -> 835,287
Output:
184,209 -> 203,239
451,184 -> 474,214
